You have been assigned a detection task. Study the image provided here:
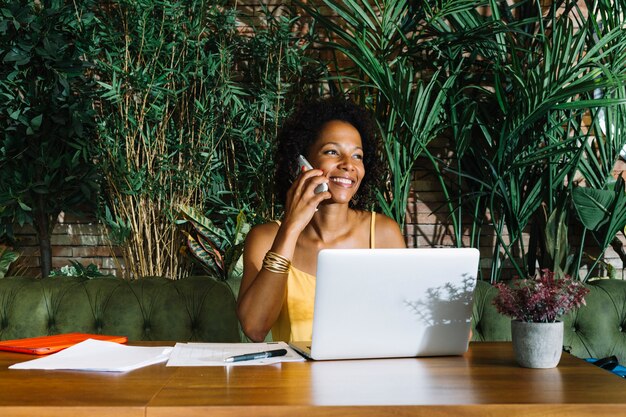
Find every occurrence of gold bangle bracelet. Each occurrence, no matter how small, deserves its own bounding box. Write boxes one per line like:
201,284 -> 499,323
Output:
262,251 -> 291,274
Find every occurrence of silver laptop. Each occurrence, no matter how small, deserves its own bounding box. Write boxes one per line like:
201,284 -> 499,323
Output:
289,248 -> 480,360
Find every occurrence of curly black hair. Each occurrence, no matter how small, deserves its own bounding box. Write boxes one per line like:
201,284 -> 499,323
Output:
274,97 -> 383,210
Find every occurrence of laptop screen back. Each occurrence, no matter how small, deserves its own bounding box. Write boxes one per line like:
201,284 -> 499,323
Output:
307,248 -> 480,360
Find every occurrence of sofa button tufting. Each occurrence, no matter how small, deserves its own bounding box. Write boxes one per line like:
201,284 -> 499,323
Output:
620,326 -> 624,332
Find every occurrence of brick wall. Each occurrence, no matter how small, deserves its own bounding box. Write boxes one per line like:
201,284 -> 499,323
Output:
12,212 -> 123,277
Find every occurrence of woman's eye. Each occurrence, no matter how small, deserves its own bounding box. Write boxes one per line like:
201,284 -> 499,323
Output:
353,154 -> 363,160
324,150 -> 338,155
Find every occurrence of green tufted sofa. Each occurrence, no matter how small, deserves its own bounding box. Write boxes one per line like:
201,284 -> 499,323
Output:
2,274 -> 625,363
472,279 -> 626,363
0,275 -> 240,342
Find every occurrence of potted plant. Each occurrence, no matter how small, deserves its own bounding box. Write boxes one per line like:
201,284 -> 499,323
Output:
493,269 -> 589,368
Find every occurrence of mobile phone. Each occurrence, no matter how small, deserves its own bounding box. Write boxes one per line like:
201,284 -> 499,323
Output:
297,155 -> 329,194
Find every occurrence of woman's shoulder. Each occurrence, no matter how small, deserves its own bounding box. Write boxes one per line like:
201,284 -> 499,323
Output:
351,210 -> 393,225
243,221 -> 281,258
247,221 -> 280,241
371,211 -> 406,248
373,211 -> 397,226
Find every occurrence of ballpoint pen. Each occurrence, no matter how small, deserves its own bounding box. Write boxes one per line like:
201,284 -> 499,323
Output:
224,348 -> 288,363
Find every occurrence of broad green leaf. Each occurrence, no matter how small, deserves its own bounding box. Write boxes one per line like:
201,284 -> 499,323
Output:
183,231 -> 221,276
197,235 -> 224,271
0,247 -> 19,278
3,47 -> 28,63
178,204 -> 225,244
572,187 -> 614,231
31,114 -> 43,129
544,206 -> 568,277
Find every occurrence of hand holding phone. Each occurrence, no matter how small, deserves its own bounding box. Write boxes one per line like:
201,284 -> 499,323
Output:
297,155 -> 329,194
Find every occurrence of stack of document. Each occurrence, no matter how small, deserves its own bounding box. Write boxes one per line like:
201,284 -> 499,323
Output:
9,339 -> 172,372
166,341 -> 304,366
8,339 -> 304,371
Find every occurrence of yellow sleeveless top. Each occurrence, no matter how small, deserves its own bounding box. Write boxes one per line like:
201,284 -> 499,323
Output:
271,212 -> 377,342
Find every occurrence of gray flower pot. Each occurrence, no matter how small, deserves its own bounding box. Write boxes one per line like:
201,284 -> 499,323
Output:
511,320 -> 563,368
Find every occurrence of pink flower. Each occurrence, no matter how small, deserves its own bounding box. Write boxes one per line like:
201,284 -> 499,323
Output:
492,269 -> 589,323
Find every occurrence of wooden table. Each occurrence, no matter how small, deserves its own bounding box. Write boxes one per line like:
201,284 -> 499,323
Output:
0,342 -> 624,417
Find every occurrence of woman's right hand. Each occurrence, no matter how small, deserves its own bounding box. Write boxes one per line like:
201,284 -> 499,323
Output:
282,168 -> 330,233
238,169 -> 329,341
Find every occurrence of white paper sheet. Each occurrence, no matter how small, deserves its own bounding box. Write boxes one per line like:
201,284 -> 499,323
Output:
9,339 -> 172,372
166,341 -> 305,366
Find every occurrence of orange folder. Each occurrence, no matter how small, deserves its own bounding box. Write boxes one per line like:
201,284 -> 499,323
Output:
0,333 -> 128,355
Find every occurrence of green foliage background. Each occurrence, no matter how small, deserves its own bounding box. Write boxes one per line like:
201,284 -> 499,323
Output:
3,0 -> 626,282
305,0 -> 626,281
0,0 -> 98,277
91,1 -> 322,278
0,0 -> 322,279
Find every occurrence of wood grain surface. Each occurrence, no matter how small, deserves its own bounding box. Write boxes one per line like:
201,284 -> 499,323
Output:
1,342 -> 624,417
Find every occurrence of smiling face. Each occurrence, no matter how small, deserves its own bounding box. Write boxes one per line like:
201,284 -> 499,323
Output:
306,120 -> 364,205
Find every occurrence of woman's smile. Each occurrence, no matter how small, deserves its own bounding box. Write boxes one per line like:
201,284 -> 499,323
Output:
329,176 -> 356,187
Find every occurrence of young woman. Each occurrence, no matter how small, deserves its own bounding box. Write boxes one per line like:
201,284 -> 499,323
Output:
237,98 -> 406,342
